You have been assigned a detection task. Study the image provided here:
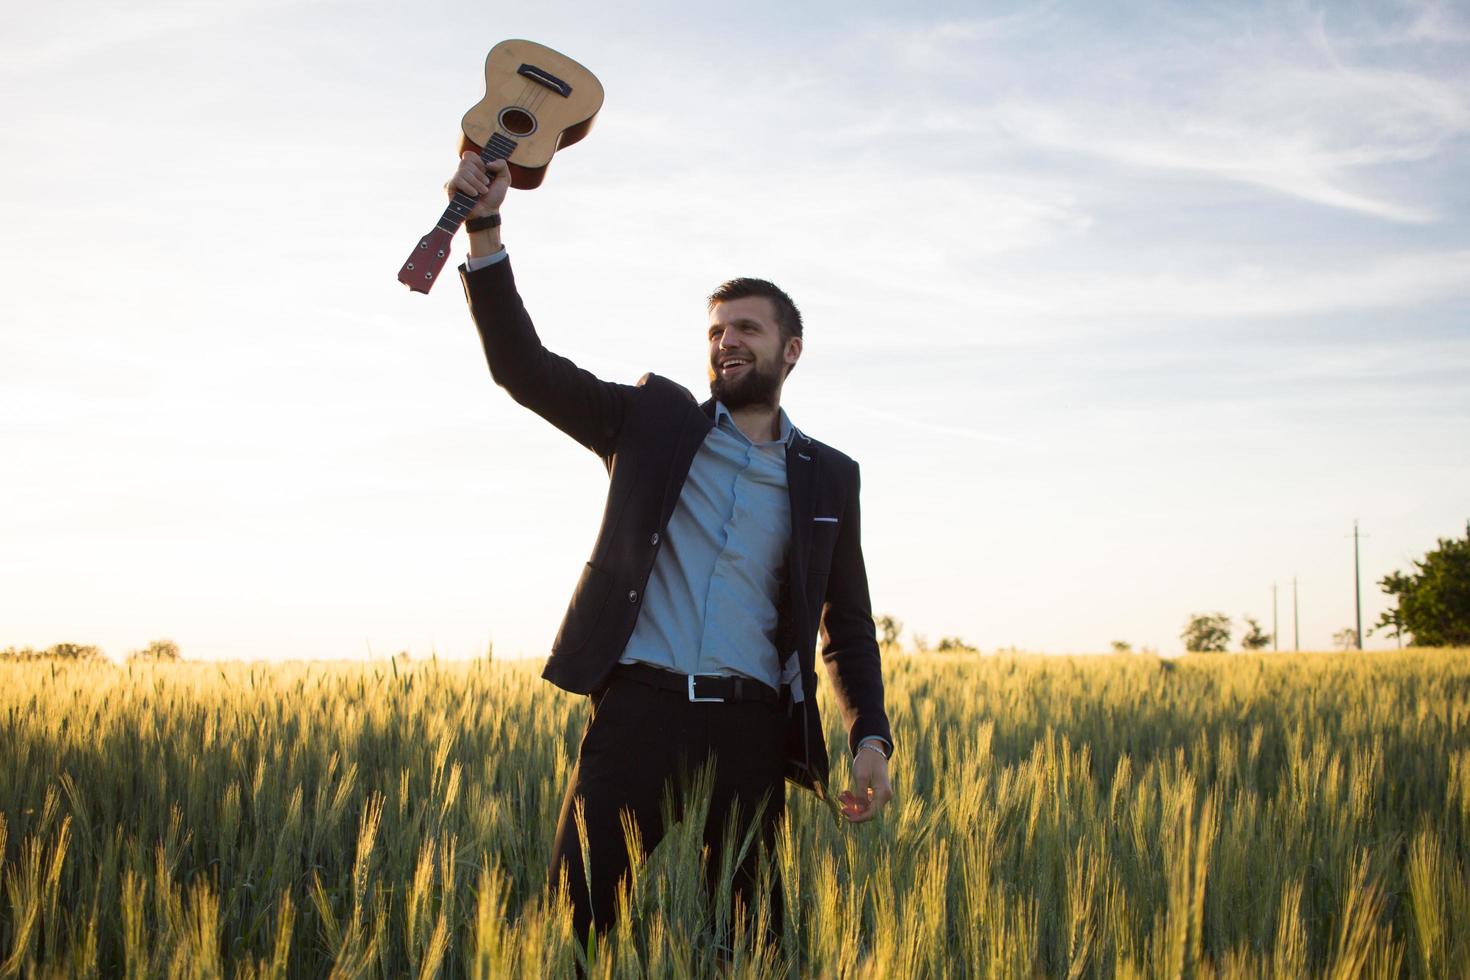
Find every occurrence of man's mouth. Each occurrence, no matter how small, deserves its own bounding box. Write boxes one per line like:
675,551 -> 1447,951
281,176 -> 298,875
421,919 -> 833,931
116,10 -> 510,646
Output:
718,356 -> 751,374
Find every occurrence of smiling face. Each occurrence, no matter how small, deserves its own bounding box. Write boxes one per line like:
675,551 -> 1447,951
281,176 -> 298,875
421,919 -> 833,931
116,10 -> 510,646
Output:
707,296 -> 802,410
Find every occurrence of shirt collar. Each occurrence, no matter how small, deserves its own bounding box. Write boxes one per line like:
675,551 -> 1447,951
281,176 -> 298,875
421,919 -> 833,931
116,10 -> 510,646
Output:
713,401 -> 796,447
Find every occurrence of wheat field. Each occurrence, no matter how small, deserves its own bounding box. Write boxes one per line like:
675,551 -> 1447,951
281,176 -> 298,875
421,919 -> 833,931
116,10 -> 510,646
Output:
2,650 -> 1468,978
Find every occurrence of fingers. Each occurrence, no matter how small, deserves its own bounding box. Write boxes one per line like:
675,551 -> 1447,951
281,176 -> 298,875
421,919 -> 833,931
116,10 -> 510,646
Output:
485,158 -> 511,194
839,789 -> 871,822
840,788 -> 882,824
447,154 -> 507,199
447,163 -> 485,199
840,756 -> 894,825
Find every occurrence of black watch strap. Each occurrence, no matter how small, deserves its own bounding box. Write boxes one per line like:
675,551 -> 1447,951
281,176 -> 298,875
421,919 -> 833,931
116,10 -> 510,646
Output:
466,213 -> 501,233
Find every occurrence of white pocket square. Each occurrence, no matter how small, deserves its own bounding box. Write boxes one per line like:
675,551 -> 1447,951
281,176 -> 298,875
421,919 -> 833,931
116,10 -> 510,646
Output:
813,516 -> 839,523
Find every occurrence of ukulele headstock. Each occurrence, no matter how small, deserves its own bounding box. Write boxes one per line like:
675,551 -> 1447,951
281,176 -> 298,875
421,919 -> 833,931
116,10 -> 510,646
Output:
397,227 -> 456,294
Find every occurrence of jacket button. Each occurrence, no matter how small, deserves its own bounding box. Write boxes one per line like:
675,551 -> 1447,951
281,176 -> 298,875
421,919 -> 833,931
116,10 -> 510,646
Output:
628,590 -> 639,603
650,532 -> 660,546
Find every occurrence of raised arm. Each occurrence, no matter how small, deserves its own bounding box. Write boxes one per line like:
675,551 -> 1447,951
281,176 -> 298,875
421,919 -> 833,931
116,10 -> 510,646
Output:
451,154 -> 632,458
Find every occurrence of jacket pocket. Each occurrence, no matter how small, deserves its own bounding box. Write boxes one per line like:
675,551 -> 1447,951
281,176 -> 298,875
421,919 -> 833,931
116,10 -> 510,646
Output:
809,519 -> 840,574
552,562 -> 612,657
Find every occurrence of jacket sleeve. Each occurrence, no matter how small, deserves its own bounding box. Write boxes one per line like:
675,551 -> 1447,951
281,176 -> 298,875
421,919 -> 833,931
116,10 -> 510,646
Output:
459,256 -> 632,458
818,461 -> 895,757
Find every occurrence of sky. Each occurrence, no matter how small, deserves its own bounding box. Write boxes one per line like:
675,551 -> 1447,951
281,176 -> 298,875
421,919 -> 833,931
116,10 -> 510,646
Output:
2,0 -> 1467,660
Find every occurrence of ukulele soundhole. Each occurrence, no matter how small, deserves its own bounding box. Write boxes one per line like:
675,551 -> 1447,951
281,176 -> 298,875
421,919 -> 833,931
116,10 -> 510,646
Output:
498,107 -> 537,137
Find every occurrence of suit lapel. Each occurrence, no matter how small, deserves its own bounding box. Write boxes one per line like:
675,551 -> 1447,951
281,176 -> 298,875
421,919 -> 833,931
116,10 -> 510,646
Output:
785,431 -> 820,641
783,431 -> 825,791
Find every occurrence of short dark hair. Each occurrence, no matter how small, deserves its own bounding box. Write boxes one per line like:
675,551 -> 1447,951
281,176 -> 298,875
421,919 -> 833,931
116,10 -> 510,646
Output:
707,278 -> 803,343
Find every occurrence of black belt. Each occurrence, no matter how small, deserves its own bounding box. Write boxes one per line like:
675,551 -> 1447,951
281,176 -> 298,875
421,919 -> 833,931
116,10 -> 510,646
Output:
613,662 -> 780,705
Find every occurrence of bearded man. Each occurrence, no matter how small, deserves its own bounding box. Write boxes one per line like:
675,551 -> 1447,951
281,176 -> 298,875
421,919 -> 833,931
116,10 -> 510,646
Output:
448,153 -> 894,941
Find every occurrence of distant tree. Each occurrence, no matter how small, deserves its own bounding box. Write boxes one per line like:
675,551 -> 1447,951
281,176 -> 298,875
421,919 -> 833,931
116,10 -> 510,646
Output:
1375,527 -> 1470,647
936,636 -> 978,653
1181,613 -> 1231,653
1111,640 -> 1133,653
1240,617 -> 1272,651
874,614 -> 904,650
49,643 -> 103,661
1333,627 -> 1359,652
1373,602 -> 1406,647
4,643 -> 106,661
0,646 -> 41,661
912,633 -> 930,653
128,638 -> 180,662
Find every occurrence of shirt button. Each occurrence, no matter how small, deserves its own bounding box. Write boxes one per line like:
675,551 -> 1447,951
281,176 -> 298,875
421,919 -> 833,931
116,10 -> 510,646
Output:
628,590 -> 639,603
650,532 -> 660,546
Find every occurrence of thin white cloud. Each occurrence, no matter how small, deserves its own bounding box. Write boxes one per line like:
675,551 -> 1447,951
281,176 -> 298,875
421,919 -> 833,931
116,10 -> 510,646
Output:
840,403 -> 1023,448
3,1 -> 223,72
851,6 -> 1064,67
1365,0 -> 1470,47
842,4 -> 1469,224
538,165 -> 1093,283
915,248 -> 1470,323
0,0 -> 325,73
992,98 -> 1443,223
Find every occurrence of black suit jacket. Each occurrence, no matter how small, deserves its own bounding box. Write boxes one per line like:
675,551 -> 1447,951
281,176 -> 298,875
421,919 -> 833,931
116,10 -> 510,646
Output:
459,257 -> 893,795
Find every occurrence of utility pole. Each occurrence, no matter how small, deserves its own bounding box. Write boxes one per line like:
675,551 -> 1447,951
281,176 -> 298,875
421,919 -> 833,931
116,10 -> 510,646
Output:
1293,577 -> 1299,652
1272,582 -> 1278,652
1353,520 -> 1364,650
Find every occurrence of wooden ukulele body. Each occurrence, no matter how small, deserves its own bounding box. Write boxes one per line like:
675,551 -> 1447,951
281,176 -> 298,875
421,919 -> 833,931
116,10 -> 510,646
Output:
459,39 -> 603,189
398,40 -> 603,293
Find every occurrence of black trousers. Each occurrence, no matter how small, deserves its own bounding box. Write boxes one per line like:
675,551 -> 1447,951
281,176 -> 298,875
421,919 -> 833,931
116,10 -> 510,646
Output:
548,668 -> 788,941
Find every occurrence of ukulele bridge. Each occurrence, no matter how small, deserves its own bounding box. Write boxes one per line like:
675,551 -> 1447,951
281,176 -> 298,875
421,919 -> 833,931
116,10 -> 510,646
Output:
517,63 -> 572,97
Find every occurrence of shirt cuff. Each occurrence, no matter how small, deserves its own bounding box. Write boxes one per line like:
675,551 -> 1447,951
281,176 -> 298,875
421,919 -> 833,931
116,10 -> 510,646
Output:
465,248 -> 508,271
857,735 -> 891,759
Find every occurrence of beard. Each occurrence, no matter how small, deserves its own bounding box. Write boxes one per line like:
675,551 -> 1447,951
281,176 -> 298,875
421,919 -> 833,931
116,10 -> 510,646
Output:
709,355 -> 783,410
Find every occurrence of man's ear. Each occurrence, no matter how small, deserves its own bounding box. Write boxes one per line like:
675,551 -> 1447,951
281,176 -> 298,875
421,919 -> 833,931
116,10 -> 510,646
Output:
784,336 -> 803,372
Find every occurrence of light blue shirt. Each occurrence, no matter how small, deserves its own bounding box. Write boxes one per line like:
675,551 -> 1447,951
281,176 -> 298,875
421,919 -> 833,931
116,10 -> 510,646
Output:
619,401 -> 794,688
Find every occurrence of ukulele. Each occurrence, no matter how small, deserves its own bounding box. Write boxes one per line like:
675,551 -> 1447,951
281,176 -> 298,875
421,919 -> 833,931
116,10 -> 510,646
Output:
398,40 -> 603,294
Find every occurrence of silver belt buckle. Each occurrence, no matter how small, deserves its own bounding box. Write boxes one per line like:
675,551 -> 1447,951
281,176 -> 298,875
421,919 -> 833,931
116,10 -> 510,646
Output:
688,674 -> 724,703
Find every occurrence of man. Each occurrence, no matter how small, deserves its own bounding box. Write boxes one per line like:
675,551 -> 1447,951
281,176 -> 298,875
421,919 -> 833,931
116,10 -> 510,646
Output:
448,153 -> 894,940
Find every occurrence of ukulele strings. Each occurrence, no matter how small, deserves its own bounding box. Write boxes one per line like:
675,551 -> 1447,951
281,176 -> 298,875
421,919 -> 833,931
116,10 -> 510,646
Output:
484,63 -> 567,169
